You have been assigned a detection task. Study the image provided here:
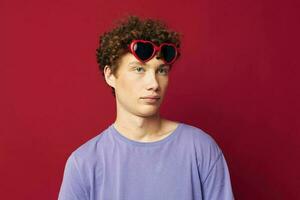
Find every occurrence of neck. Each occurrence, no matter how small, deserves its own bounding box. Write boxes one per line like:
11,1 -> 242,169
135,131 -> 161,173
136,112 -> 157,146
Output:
113,108 -> 166,141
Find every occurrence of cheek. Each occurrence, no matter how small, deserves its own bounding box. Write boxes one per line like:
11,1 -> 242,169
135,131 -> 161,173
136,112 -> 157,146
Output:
159,77 -> 169,89
118,76 -> 138,95
164,77 -> 169,85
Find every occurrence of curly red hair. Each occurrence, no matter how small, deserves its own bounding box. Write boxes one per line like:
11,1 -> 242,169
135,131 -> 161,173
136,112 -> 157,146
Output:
96,15 -> 182,97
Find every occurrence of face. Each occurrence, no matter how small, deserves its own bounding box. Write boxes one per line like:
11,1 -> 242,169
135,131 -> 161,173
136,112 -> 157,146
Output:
104,52 -> 171,118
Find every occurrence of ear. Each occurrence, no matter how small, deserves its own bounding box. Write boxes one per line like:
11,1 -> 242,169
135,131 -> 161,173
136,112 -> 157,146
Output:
103,65 -> 116,88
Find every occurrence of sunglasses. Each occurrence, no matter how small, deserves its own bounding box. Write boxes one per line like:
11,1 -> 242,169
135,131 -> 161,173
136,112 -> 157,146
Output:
129,40 -> 179,65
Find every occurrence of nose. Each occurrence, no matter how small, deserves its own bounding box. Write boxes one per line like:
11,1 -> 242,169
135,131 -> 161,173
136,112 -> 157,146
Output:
145,70 -> 159,91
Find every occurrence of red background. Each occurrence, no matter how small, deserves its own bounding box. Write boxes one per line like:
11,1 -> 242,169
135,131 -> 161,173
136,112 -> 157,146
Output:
1,0 -> 299,199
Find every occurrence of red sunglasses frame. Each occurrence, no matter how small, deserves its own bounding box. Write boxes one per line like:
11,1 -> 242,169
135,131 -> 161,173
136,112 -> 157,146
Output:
128,39 -> 179,65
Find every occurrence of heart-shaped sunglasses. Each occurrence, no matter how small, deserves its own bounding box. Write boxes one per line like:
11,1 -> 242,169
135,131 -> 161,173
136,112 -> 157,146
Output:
128,40 -> 179,65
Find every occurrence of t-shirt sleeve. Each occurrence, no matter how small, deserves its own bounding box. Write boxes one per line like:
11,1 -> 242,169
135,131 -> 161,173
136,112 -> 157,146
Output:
58,153 -> 89,200
202,151 -> 234,200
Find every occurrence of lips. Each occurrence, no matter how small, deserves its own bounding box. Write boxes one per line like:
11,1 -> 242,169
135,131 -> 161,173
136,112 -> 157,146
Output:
141,95 -> 160,99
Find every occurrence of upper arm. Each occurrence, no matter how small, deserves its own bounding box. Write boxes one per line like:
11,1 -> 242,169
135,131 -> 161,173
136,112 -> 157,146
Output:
195,131 -> 234,200
58,153 -> 89,200
202,152 -> 234,200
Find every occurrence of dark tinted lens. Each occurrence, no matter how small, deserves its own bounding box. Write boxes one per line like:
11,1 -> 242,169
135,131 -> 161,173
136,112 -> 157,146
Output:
161,45 -> 176,63
133,42 -> 154,61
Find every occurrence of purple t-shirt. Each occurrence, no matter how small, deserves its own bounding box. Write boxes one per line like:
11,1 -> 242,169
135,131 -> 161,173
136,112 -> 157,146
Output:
58,122 -> 234,200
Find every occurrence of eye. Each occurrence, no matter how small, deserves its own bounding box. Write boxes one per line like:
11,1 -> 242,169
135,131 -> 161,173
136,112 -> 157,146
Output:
158,67 -> 169,75
135,66 -> 145,73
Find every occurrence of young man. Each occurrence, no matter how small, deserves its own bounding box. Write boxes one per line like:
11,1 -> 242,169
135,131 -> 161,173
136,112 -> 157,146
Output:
58,15 -> 234,200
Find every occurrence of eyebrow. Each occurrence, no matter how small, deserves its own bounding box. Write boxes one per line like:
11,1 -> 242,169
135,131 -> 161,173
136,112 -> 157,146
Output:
128,61 -> 169,68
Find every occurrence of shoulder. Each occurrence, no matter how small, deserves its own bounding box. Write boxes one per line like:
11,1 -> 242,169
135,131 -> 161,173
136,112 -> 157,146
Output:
59,126 -> 113,199
180,122 -> 221,151
166,119 -> 215,143
68,125 -> 112,167
180,122 -> 223,167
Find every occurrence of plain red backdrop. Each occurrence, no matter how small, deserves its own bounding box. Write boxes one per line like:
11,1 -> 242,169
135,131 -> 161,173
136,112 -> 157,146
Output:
1,0 -> 299,199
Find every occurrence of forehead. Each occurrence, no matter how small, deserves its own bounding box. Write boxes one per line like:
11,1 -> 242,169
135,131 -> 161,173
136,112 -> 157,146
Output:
119,52 -> 167,68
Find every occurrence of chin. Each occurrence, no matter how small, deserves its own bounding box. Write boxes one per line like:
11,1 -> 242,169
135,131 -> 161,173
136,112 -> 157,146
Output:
137,108 -> 160,117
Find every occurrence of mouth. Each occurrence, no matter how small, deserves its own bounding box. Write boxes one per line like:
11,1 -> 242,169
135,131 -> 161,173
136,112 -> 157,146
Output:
141,97 -> 160,99
140,97 -> 160,103
140,95 -> 161,99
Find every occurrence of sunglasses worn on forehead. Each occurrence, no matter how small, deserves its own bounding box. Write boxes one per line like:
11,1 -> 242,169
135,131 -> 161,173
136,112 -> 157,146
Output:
129,40 -> 179,65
